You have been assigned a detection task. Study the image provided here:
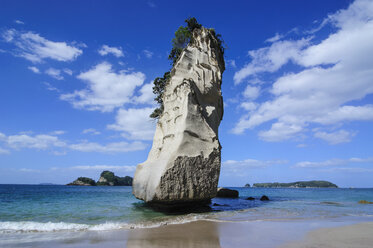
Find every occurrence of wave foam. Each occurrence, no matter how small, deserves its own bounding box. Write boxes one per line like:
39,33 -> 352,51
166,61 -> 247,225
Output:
0,221 -> 126,233
0,215 -> 208,233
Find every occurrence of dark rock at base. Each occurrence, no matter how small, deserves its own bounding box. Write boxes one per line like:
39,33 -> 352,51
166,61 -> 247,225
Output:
260,195 -> 269,201
145,200 -> 212,214
246,197 -> 255,200
244,184 -> 251,187
213,203 -> 229,207
216,188 -> 239,198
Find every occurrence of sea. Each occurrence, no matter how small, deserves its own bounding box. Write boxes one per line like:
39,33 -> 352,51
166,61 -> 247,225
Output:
1,185 -> 373,246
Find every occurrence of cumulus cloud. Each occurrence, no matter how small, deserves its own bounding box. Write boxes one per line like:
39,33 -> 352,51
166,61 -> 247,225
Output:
60,62 -> 145,112
314,130 -> 355,144
133,82 -> 155,104
7,134 -> 66,150
14,20 -> 24,25
70,165 -> 136,172
82,128 -> 100,135
43,82 -> 60,92
69,141 -> 147,153
49,130 -> 65,135
108,107 -> 156,140
222,158 -> 288,174
0,131 -> 147,154
143,49 -> 153,58
0,147 -> 10,154
98,45 -> 124,57
232,0 -> 373,144
28,66 -> 40,74
63,68 -> 73,76
243,85 -> 260,100
223,158 -> 288,168
234,38 -> 310,84
295,157 -> 373,168
265,33 -> 284,43
1,29 -> 82,63
45,68 -> 63,80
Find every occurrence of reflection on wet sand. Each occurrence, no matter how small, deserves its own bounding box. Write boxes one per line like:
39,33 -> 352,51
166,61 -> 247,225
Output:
126,220 -> 221,248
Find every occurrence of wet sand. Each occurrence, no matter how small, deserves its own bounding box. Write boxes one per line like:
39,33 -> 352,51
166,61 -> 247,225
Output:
3,220 -> 373,247
282,222 -> 373,248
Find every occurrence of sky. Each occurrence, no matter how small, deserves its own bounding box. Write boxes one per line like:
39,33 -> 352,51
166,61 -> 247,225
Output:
0,0 -> 372,187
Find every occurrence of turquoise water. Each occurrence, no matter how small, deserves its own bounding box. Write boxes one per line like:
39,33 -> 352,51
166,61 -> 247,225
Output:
1,185 -> 373,233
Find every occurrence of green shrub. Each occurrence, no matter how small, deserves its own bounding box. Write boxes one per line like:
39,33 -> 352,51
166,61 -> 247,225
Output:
150,17 -> 225,119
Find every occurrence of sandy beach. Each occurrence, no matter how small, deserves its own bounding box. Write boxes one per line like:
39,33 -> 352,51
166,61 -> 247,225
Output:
4,219 -> 373,248
282,222 -> 373,248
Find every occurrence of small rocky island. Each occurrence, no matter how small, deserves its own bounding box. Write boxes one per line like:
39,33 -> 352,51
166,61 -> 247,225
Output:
252,180 -> 338,188
133,18 -> 225,207
67,171 -> 133,186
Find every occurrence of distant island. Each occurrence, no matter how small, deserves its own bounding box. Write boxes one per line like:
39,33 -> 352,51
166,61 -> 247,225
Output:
251,180 -> 338,188
67,171 -> 133,186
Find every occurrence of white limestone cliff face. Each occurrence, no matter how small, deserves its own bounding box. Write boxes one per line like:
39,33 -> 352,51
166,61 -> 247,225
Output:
133,27 -> 225,204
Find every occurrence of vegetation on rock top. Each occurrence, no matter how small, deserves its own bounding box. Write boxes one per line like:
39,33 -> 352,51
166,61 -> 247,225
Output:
67,177 -> 96,186
252,180 -> 338,188
97,170 -> 133,186
150,17 -> 225,119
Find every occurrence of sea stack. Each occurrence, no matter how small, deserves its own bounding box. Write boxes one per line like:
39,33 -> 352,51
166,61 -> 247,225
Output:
133,26 -> 225,206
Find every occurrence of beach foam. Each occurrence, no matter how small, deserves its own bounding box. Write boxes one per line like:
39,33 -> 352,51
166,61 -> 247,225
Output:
0,215 -> 209,233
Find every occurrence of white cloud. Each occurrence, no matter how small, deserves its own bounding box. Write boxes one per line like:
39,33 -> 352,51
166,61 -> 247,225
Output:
0,131 -> 147,154
0,148 -> 10,154
258,122 -> 303,142
108,107 -> 156,140
45,68 -> 63,80
82,128 -> 100,135
143,49 -> 153,59
223,158 -> 287,168
133,82 -> 155,104
43,82 -> 60,92
222,158 -> 288,174
234,38 -> 310,84
50,130 -> 65,135
28,66 -> 40,74
63,68 -> 73,76
239,102 -> 257,112
314,130 -> 355,144
265,33 -> 283,43
2,29 -> 82,63
69,141 -> 147,153
14,20 -> 24,25
7,134 -> 66,150
295,157 -> 373,168
98,45 -> 124,57
243,85 -> 260,100
232,0 -> 373,143
227,59 -> 236,68
70,165 -> 136,172
60,62 -> 145,112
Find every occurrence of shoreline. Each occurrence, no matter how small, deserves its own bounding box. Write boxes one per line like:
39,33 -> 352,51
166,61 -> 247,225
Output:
2,218 -> 373,247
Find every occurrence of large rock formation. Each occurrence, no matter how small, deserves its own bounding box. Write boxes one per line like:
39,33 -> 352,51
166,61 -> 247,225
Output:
67,177 -> 96,186
97,171 -> 133,186
133,27 -> 224,205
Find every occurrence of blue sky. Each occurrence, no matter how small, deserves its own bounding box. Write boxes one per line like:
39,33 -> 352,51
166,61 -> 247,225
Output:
1,0 -> 372,187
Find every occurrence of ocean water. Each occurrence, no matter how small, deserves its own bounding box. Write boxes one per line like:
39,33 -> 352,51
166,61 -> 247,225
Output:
0,185 -> 372,235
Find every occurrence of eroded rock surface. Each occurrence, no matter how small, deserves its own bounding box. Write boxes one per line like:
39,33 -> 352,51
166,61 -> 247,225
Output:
133,27 -> 224,204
